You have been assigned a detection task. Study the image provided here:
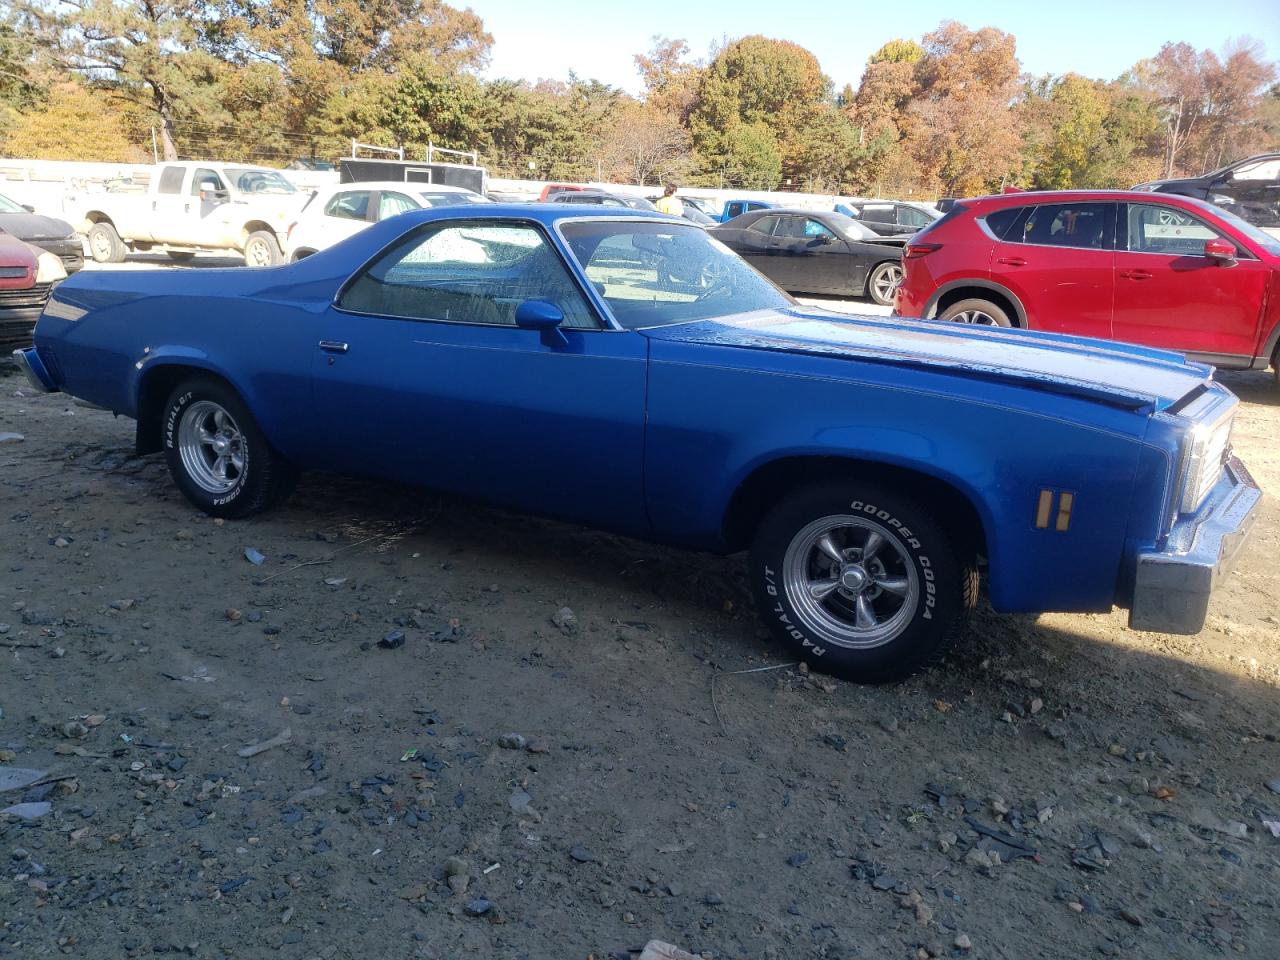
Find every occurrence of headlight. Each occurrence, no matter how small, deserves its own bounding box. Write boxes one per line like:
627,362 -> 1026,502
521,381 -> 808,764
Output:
1177,400 -> 1235,514
34,250 -> 68,284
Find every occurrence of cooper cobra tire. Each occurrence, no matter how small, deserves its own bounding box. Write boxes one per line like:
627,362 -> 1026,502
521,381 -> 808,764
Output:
749,482 -> 977,683
866,261 -> 904,306
161,378 -> 296,519
86,222 -> 126,264
937,297 -> 1013,328
243,230 -> 283,267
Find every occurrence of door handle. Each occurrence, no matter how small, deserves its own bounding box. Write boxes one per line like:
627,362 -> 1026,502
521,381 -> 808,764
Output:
1118,269 -> 1152,280
318,340 -> 349,354
996,256 -> 1027,266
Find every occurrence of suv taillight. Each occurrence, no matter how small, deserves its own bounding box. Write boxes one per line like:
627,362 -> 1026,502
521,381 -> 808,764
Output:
903,242 -> 941,260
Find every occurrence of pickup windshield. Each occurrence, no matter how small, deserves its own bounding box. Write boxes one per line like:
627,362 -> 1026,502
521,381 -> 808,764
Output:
227,168 -> 297,195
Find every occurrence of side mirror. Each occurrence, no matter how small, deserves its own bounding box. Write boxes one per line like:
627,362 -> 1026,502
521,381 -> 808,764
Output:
199,181 -> 224,201
515,299 -> 568,347
21,204 -> 34,213
1204,237 -> 1237,265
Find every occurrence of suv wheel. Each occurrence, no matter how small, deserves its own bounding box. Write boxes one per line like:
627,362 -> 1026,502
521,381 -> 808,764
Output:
749,483 -> 977,683
867,262 -> 904,306
938,298 -> 1012,327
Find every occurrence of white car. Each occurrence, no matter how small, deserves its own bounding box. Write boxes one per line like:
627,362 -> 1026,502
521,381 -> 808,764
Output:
285,181 -> 491,260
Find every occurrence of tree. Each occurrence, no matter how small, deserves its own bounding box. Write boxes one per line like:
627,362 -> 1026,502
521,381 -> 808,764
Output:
3,78 -> 146,159
634,36 -> 701,120
906,22 -> 1022,195
599,101 -> 692,186
23,1 -> 225,160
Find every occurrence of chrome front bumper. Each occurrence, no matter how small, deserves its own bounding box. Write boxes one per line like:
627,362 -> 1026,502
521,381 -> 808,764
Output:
1130,455 -> 1261,634
12,346 -> 56,392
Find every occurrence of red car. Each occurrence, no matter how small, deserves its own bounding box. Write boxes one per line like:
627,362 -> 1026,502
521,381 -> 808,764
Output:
895,190 -> 1280,379
0,231 -> 45,353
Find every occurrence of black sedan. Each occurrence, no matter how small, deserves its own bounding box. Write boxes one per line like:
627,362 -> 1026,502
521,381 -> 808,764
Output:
0,192 -> 83,274
710,209 -> 905,305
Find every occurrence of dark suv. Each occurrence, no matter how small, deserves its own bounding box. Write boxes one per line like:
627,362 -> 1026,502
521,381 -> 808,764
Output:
1135,153 -> 1280,230
895,189 -> 1280,378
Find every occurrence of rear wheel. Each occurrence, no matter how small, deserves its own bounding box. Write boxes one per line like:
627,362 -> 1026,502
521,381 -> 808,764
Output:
162,378 -> 296,518
749,483 -> 976,683
243,231 -> 282,267
937,297 -> 1012,327
86,222 -> 126,264
866,261 -> 904,306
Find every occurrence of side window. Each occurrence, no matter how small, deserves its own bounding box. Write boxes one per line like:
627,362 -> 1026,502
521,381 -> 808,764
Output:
726,202 -> 744,218
1018,202 -> 1112,249
897,206 -> 931,228
746,215 -> 779,236
338,222 -> 597,330
378,191 -> 418,219
803,219 -> 836,239
1125,204 -> 1221,255
325,191 -> 372,221
860,205 -> 895,224
1228,158 -> 1280,182
982,206 -> 1024,240
191,168 -> 225,196
157,166 -> 185,195
772,217 -> 807,239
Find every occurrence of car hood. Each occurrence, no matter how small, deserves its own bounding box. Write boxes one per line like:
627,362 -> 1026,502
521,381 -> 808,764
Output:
642,308 -> 1211,411
0,212 -> 75,241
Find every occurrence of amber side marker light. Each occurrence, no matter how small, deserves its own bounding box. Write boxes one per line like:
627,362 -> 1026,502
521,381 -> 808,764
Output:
1035,489 -> 1074,532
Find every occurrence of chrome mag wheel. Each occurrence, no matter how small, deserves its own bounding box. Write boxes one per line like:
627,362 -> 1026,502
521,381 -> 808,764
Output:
178,400 -> 246,495
782,515 -> 919,649
949,309 -> 999,326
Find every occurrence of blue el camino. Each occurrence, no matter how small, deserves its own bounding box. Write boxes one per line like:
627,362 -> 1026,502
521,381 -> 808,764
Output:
13,206 -> 1260,682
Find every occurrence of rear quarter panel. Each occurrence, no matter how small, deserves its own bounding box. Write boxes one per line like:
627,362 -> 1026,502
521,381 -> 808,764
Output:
645,340 -> 1153,615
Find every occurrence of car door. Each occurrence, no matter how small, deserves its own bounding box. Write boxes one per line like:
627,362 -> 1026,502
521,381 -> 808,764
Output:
148,165 -> 189,243
767,216 -> 853,293
311,218 -> 650,536
189,167 -> 231,246
989,201 -> 1116,338
725,214 -> 781,275
319,189 -> 376,247
1111,201 -> 1269,360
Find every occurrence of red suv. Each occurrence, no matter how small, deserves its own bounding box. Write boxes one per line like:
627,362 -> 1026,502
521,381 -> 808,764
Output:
895,190 -> 1280,379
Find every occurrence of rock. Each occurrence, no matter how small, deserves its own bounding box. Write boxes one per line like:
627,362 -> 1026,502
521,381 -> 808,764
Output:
954,933 -> 972,951
447,874 -> 470,896
244,547 -> 265,565
964,847 -> 992,871
551,606 -> 577,633
569,843 -> 597,863
508,788 -> 537,818
396,883 -> 429,901
0,768 -> 47,793
1029,698 -> 1044,715
378,629 -> 405,650
0,432 -> 24,443
1119,908 -> 1143,927
638,941 -> 700,960
497,732 -> 527,750
525,737 -> 550,754
225,608 -> 242,621
1265,777 -> 1280,795
1,801 -> 51,820
463,897 -> 492,917
60,721 -> 89,740
236,727 -> 292,758
443,856 -> 470,878
879,717 -> 899,733
786,852 -> 809,867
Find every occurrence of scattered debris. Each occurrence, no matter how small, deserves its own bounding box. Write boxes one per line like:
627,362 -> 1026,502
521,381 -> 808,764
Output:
244,547 -> 266,565
1,801 -> 51,820
237,727 -> 292,758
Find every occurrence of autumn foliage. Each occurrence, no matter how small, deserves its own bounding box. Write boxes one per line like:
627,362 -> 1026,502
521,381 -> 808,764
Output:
0,4 -> 1275,199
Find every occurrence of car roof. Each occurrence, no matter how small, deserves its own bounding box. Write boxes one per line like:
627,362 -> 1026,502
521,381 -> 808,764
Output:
389,204 -> 681,225
320,181 -> 479,194
963,189 -> 1214,205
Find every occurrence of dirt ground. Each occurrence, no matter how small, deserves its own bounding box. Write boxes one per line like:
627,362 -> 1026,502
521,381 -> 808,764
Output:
1,335 -> 1279,960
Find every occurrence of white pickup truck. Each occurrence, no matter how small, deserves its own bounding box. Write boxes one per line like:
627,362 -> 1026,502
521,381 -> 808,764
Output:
75,162 -> 308,267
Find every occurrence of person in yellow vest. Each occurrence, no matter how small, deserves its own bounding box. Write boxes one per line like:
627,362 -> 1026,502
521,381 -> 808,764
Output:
655,184 -> 684,217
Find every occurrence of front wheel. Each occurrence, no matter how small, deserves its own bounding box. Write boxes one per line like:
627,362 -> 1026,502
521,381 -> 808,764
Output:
866,261 -> 903,306
749,483 -> 976,683
86,222 -> 126,263
162,378 -> 296,518
243,230 -> 282,267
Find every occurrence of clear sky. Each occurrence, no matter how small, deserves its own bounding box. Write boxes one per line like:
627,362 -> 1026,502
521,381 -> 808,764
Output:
472,0 -> 1280,94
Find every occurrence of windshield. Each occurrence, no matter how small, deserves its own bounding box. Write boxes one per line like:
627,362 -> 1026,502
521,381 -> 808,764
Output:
824,212 -> 877,241
227,168 -> 297,195
560,220 -> 792,329
0,193 -> 25,214
1199,199 -> 1280,256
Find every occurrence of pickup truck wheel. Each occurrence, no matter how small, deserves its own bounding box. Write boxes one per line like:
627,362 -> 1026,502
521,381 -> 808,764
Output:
162,379 -> 296,518
937,298 -> 1012,327
87,222 -> 126,264
749,483 -> 976,683
866,261 -> 903,306
243,231 -> 282,268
